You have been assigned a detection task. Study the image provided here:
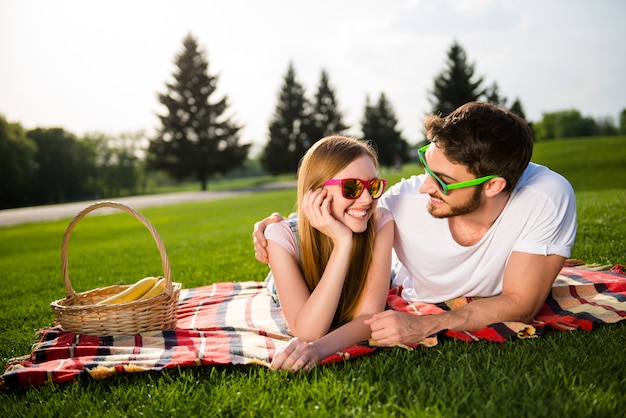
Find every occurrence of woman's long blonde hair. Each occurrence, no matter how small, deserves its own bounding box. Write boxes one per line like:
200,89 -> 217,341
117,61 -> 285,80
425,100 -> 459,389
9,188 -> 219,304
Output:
296,135 -> 379,329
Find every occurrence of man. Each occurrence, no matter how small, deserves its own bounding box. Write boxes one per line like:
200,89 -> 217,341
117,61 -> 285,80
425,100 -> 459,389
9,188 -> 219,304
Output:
253,102 -> 577,346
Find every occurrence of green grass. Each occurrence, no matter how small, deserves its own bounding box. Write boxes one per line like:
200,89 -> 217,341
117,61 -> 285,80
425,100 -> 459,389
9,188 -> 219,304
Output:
530,136 -> 626,192
1,137 -> 625,417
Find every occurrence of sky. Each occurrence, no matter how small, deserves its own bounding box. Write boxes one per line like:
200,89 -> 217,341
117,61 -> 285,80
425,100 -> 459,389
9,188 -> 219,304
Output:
1,0 -> 625,155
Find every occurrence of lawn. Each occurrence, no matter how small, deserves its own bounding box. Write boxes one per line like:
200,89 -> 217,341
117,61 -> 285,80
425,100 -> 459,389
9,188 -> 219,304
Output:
0,136 -> 624,417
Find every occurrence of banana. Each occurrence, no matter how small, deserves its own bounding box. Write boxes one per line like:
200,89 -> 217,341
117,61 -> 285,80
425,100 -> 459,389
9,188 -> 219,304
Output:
96,276 -> 160,305
138,277 -> 166,300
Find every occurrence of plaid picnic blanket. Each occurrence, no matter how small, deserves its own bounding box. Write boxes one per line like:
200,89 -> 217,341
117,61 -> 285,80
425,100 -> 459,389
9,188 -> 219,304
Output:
2,262 -> 625,389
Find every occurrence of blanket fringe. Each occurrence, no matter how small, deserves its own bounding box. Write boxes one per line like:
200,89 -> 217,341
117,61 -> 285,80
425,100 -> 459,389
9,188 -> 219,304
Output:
515,324 -> 537,339
611,265 -> 626,276
87,364 -> 152,380
87,366 -> 118,380
244,358 -> 271,368
565,259 -> 625,276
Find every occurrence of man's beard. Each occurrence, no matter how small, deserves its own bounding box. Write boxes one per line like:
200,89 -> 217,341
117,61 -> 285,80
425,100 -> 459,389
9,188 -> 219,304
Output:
427,186 -> 483,219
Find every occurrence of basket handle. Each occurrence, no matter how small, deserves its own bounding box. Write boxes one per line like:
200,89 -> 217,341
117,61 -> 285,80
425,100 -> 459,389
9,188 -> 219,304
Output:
61,201 -> 173,299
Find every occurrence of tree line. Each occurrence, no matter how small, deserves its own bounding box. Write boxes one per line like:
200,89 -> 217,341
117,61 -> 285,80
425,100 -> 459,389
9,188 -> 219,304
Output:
0,123 -> 149,209
2,35 -> 625,209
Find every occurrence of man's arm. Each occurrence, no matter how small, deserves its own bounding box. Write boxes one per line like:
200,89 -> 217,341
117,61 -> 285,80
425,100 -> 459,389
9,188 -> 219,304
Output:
366,252 -> 566,345
252,213 -> 283,263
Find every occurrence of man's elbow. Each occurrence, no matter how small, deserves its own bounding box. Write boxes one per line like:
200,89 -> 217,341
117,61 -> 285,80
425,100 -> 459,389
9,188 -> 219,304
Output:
515,302 -> 543,324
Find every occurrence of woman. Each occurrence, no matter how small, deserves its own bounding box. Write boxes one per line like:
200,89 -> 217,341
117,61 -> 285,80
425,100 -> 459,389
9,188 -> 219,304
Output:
266,135 -> 394,372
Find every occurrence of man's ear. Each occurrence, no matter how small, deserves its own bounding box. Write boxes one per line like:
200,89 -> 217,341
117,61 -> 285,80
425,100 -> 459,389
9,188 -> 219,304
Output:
484,177 -> 507,197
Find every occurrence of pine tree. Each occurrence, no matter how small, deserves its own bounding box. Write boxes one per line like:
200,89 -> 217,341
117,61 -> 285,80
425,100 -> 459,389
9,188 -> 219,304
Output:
509,97 -> 527,120
484,82 -> 508,108
361,93 -> 409,168
429,40 -> 485,116
147,33 -> 249,190
261,63 -> 311,176
479,82 -> 533,130
306,70 -> 349,142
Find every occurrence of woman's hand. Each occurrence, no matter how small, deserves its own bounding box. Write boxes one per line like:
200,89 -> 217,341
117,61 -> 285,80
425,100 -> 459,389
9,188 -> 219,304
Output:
301,188 -> 352,245
270,337 -> 321,373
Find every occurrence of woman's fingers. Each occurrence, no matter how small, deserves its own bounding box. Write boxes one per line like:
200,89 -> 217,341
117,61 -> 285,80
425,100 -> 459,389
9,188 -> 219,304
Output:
303,188 -> 330,226
270,338 -> 320,373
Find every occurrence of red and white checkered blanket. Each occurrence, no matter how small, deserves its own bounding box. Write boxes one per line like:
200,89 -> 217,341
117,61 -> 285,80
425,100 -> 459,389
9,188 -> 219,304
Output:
2,263 -> 625,389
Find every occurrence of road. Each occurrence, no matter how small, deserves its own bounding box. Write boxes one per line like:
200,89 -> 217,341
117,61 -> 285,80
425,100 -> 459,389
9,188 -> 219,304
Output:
0,182 -> 296,227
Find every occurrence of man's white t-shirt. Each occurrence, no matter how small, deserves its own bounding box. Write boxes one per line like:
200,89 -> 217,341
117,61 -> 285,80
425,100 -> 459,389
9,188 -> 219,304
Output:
379,162 -> 577,303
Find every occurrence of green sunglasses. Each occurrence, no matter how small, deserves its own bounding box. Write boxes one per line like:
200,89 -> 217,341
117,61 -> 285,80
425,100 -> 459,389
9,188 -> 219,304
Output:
417,144 -> 500,195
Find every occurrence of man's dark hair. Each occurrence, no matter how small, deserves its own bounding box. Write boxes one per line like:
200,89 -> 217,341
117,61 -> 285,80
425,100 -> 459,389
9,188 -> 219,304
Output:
424,101 -> 534,193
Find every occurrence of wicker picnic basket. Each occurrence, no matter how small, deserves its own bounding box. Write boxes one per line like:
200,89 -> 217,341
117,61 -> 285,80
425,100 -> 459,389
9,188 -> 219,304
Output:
50,201 -> 181,335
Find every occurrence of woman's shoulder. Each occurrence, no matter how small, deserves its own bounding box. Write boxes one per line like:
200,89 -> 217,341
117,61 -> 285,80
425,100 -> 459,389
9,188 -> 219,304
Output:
375,206 -> 394,231
266,219 -> 294,239
267,220 -> 299,259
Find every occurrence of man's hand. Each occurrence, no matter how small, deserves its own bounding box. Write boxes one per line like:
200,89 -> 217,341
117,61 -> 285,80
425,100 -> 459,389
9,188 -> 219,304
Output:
365,310 -> 444,346
252,213 -> 283,263
270,337 -> 320,373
